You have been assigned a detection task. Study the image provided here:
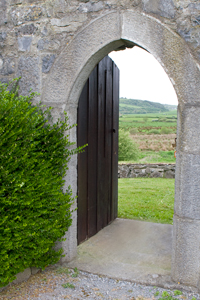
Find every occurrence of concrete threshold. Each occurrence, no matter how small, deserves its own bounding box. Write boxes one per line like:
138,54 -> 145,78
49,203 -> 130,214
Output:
66,218 -> 178,289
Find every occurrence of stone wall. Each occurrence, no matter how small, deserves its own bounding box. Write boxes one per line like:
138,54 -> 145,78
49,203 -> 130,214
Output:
1,0 -> 200,96
118,163 -> 175,179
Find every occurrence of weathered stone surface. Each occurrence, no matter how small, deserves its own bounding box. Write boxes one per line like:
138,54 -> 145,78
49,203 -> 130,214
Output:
42,54 -> 55,73
173,0 -> 195,9
150,171 -> 163,178
16,24 -> 37,36
0,77 -> 9,84
31,267 -> 40,275
0,57 -> 15,75
0,0 -> 7,25
0,31 -> 7,47
12,268 -> 31,284
179,105 -> 200,154
142,0 -> 175,18
18,36 -> 32,51
172,215 -> 200,287
37,38 -> 60,51
10,0 -> 22,5
0,58 -> 3,69
174,152 -> 200,220
51,14 -> 87,32
17,55 -> 40,95
131,0 -> 141,7
165,170 -> 175,178
79,1 -> 104,12
10,6 -> 43,25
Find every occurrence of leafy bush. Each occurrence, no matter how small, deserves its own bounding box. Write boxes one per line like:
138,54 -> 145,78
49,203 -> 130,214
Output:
160,127 -> 172,134
148,129 -> 160,134
118,129 -> 139,161
129,127 -> 138,134
0,80 -> 82,287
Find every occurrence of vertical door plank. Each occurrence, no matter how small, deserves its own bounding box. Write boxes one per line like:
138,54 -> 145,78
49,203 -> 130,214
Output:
112,62 -> 119,220
88,66 -> 98,238
77,82 -> 89,245
105,56 -> 113,224
97,57 -> 107,231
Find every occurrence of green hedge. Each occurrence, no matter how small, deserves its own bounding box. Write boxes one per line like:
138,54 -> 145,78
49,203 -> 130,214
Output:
0,80 -> 81,287
118,129 -> 139,161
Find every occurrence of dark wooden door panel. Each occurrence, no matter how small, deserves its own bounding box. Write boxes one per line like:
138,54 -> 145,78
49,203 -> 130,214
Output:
97,58 -> 107,231
88,66 -> 98,238
77,56 -> 119,244
112,62 -> 119,220
105,57 -> 113,224
77,82 -> 89,245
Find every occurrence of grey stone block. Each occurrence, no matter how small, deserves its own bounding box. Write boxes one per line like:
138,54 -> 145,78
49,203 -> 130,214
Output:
0,77 -> 9,84
129,172 -> 137,178
50,14 -> 87,32
0,31 -> 7,48
143,0 -> 175,19
179,105 -> 200,154
145,167 -> 151,174
172,215 -> 200,287
165,170 -> 175,178
42,54 -> 55,73
17,55 -> 40,96
31,267 -> 40,275
0,57 -> 15,75
150,171 -> 163,178
13,268 -> 31,284
37,39 -> 60,51
16,24 -> 37,35
18,36 -> 32,52
174,152 -> 200,220
0,0 -> 7,25
137,172 -> 148,178
79,1 -> 104,12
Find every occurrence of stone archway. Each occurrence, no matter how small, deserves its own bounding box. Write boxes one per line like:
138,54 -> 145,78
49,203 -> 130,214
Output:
42,10 -> 200,288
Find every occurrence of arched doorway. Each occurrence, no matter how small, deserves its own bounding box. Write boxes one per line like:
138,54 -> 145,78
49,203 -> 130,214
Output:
42,10 -> 200,288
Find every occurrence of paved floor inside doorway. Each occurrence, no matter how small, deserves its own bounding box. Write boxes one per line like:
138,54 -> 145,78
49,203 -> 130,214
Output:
67,218 -> 173,287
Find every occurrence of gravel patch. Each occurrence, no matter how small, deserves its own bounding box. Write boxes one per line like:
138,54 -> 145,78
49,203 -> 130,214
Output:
1,267 -> 199,300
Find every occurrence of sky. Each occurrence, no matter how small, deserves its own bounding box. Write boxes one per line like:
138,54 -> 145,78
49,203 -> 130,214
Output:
109,46 -> 178,106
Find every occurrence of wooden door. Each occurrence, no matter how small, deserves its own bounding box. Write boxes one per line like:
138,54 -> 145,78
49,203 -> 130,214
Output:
77,56 -> 119,245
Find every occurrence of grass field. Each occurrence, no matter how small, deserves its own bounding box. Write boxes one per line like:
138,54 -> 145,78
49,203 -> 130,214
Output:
119,110 -> 177,163
119,150 -> 176,164
119,111 -> 177,134
118,178 -> 175,224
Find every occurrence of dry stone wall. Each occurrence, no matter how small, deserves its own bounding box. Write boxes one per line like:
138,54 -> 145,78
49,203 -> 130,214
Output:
118,163 -> 175,179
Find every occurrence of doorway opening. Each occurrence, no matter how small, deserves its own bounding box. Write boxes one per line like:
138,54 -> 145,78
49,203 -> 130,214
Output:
110,46 -> 177,226
77,46 -> 177,242
75,47 -> 177,283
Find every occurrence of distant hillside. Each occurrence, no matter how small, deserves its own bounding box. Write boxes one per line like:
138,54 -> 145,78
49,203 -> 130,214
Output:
119,98 -> 177,114
163,104 -> 177,111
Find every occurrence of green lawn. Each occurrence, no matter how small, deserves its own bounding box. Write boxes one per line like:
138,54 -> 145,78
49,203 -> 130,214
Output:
119,150 -> 176,164
118,178 -> 175,224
